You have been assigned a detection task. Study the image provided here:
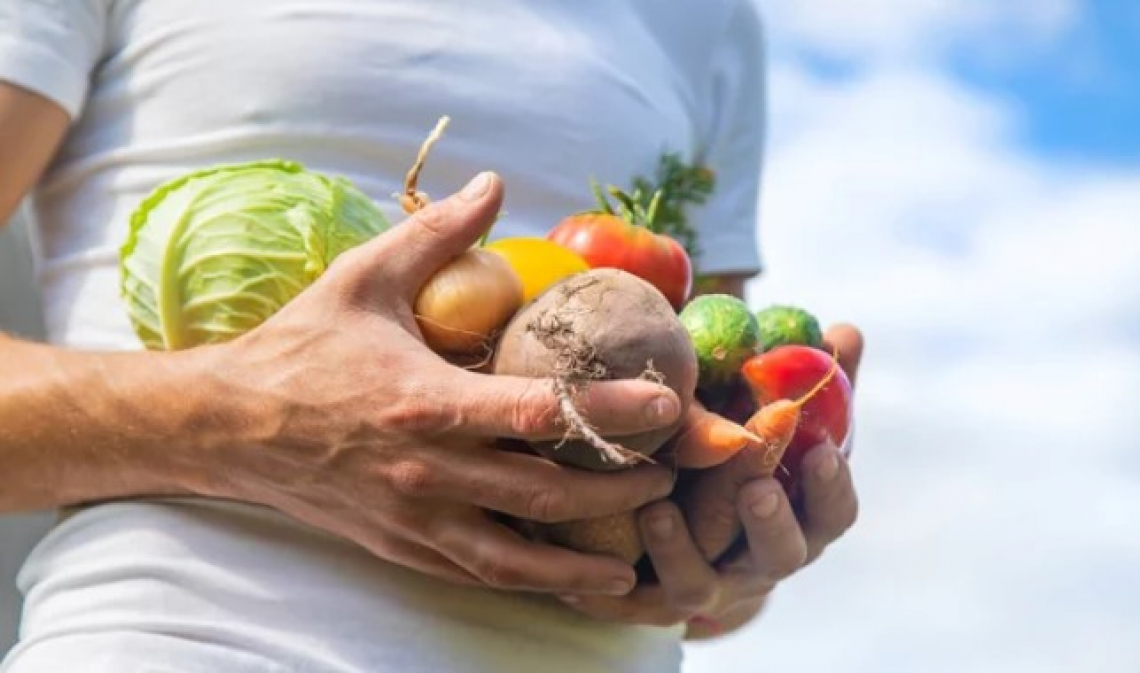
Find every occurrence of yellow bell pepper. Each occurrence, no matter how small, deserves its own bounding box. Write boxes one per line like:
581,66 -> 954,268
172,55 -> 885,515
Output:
484,237 -> 590,304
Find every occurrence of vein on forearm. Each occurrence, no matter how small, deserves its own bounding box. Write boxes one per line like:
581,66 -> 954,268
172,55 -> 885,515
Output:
0,333 -> 219,512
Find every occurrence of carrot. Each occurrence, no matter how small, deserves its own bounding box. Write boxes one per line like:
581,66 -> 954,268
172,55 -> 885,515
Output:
673,403 -> 762,469
681,352 -> 839,561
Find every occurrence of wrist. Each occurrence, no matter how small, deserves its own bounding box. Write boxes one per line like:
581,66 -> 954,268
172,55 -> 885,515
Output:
69,341 -> 260,504
82,344 -> 234,503
155,340 -> 279,501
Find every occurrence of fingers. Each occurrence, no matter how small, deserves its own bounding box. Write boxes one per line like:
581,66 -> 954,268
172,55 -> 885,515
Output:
823,323 -> 864,387
448,370 -> 682,441
433,449 -> 674,523
638,500 -> 721,618
558,500 -> 760,628
798,443 -> 859,562
336,172 -> 505,301
555,497 -> 796,629
430,511 -> 640,595
736,479 -> 808,584
270,500 -> 483,589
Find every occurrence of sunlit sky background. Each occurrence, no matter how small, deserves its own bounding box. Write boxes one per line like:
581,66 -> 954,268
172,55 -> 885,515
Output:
686,1 -> 1140,672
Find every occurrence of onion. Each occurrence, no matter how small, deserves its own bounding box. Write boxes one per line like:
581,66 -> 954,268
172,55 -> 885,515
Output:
414,249 -> 522,354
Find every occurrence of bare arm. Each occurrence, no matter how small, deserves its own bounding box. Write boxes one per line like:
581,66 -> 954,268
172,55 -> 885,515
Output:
0,334 -> 219,511
0,83 -> 69,225
0,83 -> 202,510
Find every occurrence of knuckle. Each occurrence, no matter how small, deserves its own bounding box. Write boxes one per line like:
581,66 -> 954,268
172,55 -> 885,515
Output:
386,395 -> 446,434
386,459 -> 439,498
323,245 -> 359,279
705,496 -> 739,534
472,556 -> 523,590
409,202 -> 451,239
323,246 -> 375,300
508,382 -> 554,438
525,484 -> 570,523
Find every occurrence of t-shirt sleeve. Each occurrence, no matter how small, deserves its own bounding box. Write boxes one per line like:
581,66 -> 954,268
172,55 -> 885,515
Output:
0,0 -> 109,119
690,0 -> 767,277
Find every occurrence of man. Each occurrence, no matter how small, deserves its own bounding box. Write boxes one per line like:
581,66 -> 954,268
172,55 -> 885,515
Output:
0,1 -> 861,670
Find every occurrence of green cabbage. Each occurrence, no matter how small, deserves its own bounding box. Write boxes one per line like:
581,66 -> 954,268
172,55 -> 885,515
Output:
120,160 -> 389,350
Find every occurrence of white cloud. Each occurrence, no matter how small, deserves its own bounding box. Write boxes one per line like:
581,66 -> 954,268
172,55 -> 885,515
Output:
684,2 -> 1140,672
763,0 -> 1081,63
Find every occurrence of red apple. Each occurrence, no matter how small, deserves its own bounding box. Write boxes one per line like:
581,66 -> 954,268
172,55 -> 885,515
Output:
741,345 -> 853,490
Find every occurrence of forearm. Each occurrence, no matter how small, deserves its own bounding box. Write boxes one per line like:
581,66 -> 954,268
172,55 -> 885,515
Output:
0,332 -> 234,512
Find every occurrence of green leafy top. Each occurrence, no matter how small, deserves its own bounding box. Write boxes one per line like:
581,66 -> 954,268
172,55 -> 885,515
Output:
630,152 -> 716,261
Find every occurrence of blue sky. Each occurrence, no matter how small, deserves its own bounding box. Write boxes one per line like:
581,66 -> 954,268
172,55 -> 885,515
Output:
952,0 -> 1140,164
684,2 -> 1140,672
773,0 -> 1140,165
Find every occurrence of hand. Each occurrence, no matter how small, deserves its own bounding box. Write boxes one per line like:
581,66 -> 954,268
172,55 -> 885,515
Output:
555,325 -> 864,629
186,172 -> 680,597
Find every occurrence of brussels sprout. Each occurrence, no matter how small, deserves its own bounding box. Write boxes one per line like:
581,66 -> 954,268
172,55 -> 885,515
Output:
120,160 -> 389,350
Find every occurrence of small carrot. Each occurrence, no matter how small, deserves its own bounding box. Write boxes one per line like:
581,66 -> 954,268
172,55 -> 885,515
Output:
681,351 -> 839,561
673,403 -> 763,469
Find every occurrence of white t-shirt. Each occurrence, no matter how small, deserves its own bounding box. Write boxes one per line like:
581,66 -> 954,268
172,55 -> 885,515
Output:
0,1 -> 766,671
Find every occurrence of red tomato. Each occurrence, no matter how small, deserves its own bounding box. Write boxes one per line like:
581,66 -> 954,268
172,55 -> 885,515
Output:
548,183 -> 693,310
741,345 -> 853,489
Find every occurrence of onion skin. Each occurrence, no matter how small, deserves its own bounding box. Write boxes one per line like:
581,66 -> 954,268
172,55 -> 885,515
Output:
414,249 -> 523,354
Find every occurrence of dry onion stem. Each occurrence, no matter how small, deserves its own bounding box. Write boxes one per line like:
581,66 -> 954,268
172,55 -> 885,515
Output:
399,115 -> 451,215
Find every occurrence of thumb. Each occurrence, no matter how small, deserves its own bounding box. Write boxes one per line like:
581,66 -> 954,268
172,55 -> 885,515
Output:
336,171 -> 504,301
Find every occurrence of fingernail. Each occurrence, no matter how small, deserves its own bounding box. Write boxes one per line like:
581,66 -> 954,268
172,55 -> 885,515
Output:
817,452 -> 840,481
608,579 -> 633,595
652,474 -> 675,499
645,395 -> 679,425
751,492 -> 779,519
647,514 -> 675,540
460,172 -> 492,200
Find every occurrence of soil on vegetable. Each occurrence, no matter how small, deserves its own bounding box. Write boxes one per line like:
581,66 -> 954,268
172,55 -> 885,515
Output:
492,268 -> 697,472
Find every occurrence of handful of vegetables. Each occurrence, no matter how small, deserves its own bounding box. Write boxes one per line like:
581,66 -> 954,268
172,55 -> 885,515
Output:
118,117 -> 853,572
